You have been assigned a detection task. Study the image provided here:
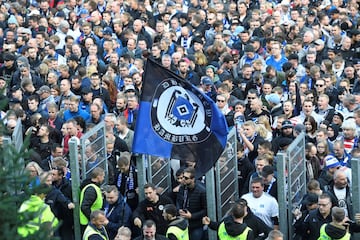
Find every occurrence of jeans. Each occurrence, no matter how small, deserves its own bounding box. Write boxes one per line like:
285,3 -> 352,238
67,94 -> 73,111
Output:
190,227 -> 205,240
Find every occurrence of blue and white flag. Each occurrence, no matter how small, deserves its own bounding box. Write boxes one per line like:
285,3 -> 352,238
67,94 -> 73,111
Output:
133,59 -> 228,177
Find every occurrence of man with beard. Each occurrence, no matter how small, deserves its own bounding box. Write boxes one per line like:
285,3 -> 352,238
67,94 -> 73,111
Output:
176,59 -> 200,86
27,47 -> 42,70
272,120 -> 295,154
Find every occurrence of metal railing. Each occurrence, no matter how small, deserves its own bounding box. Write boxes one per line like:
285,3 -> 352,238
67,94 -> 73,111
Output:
277,132 -> 306,240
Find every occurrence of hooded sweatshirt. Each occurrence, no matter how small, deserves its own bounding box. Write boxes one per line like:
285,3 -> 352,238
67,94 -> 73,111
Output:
319,222 -> 350,239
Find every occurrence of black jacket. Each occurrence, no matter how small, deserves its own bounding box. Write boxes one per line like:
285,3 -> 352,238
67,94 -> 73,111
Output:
243,209 -> 271,240
301,208 -> 332,240
176,181 -> 207,230
45,186 -> 72,219
322,223 -> 348,239
132,194 -> 173,235
208,215 -> 254,240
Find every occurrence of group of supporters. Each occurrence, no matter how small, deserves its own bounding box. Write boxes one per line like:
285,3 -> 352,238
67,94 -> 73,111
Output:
3,0 -> 360,239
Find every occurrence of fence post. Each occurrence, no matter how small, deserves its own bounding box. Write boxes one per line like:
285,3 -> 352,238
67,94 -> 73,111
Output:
136,154 -> 147,201
277,152 -> 288,240
69,137 -> 81,240
351,157 -> 360,214
205,167 -> 216,240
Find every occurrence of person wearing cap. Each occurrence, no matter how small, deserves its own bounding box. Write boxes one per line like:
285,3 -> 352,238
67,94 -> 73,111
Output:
0,53 -> 17,83
199,76 -> 216,98
272,120 -> 295,154
37,85 -> 55,112
238,44 -> 266,70
318,155 -> 342,189
241,177 -> 279,229
265,93 -> 282,123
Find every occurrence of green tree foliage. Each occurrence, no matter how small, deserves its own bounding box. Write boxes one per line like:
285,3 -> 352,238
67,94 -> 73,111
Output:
0,123 -> 58,240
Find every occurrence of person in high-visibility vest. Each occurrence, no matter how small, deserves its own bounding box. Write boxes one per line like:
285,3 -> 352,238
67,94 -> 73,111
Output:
163,204 -> 189,240
83,210 -> 109,240
80,167 -> 105,233
318,207 -> 350,240
18,185 -> 59,238
203,201 -> 254,240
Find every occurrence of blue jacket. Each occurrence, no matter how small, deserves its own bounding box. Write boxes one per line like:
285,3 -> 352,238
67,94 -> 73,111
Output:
104,195 -> 132,240
63,108 -> 91,121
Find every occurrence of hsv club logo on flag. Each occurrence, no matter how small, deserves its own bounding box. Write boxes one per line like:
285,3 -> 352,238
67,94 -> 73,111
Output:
133,59 -> 228,177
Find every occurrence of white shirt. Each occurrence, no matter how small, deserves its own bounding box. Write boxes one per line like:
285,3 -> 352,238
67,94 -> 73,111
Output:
241,192 -> 279,228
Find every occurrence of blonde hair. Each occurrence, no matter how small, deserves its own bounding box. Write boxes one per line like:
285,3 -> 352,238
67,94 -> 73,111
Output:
25,161 -> 44,176
86,65 -> 98,78
194,52 -> 208,66
256,124 -> 268,139
258,115 -> 272,131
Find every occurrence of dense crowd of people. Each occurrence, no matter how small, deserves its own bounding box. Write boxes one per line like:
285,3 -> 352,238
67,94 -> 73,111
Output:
3,0 -> 360,239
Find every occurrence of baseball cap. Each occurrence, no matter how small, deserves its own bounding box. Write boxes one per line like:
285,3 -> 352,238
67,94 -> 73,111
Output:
9,98 -> 21,104
265,93 -> 280,105
222,30 -> 232,36
249,36 -> 261,43
3,53 -> 16,61
282,120 -> 293,129
325,155 -> 341,169
244,44 -> 255,53
36,86 -> 51,95
201,76 -> 213,85
81,86 -> 92,94
233,26 -> 244,36
333,111 -> 344,122
79,8 -> 89,15
102,27 -> 113,35
314,39 -> 324,46
192,36 -> 203,45
124,85 -> 136,92
294,124 -> 305,134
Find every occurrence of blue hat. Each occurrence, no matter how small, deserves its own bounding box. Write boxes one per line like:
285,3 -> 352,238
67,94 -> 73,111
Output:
79,8 -> 89,15
201,76 -> 213,85
7,15 -> 19,26
55,11 -> 66,18
102,27 -> 113,35
233,26 -> 244,36
265,93 -> 280,105
325,155 -> 341,169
